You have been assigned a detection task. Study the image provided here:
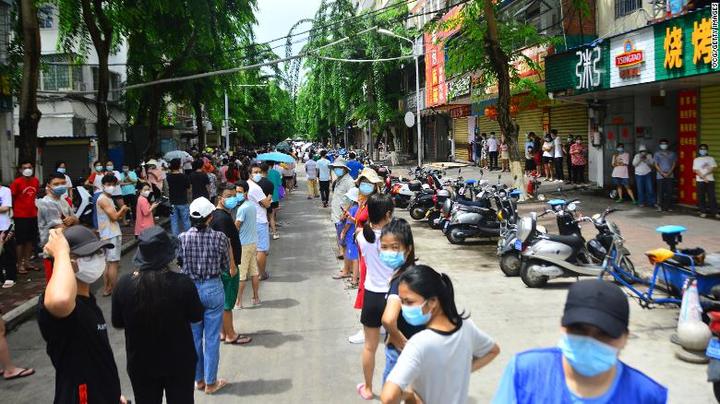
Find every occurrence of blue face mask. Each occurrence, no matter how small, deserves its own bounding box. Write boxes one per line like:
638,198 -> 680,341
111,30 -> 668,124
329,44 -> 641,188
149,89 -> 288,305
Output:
401,301 -> 431,326
359,182 -> 375,196
558,334 -> 619,377
379,250 -> 406,269
223,196 -> 238,210
236,192 -> 245,202
333,168 -> 345,177
252,174 -> 262,183
57,167 -> 66,174
51,186 -> 67,196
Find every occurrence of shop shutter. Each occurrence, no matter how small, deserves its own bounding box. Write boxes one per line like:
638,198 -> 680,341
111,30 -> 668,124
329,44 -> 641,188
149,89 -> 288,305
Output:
514,108 -> 544,153
476,115 -> 501,137
700,85 -> 720,197
550,104 -> 588,141
454,117 -> 469,161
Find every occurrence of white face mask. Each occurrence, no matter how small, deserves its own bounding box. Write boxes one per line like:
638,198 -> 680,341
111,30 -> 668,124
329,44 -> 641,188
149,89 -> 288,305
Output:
75,253 -> 106,284
141,190 -> 151,198
22,168 -> 33,177
104,185 -> 116,194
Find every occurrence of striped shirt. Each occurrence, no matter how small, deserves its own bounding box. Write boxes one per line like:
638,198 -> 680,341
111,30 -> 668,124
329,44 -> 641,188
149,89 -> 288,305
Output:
178,226 -> 230,281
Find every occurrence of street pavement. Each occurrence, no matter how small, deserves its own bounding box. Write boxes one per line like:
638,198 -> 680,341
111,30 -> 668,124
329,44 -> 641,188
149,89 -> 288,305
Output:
2,168 -> 717,403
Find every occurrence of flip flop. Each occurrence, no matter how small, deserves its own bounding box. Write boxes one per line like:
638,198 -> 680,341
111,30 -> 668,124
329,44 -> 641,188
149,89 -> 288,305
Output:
4,368 -> 35,380
332,273 -> 351,280
205,379 -> 228,395
356,383 -> 373,400
225,335 -> 252,345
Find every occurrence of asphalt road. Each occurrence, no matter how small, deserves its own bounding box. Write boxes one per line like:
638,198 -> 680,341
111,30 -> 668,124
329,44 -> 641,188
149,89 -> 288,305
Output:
2,171 -> 716,403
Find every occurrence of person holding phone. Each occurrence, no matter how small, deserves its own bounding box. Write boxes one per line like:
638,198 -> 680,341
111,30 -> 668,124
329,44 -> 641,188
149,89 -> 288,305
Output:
37,173 -> 79,283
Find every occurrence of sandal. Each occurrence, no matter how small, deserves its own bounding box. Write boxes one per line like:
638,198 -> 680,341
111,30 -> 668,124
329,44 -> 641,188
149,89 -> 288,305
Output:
205,379 -> 228,394
4,368 -> 35,380
345,282 -> 358,290
225,335 -> 252,345
332,273 -> 351,280
356,383 -> 373,400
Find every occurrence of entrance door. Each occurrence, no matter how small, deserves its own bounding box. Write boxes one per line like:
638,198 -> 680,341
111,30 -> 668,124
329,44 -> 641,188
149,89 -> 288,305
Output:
604,125 -> 634,184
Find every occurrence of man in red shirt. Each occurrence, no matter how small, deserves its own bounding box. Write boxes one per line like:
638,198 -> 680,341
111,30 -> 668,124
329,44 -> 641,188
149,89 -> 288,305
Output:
10,161 -> 40,274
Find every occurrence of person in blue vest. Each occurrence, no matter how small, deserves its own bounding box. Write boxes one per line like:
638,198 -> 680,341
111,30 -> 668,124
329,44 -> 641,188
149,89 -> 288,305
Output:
346,152 -> 365,180
492,279 -> 667,404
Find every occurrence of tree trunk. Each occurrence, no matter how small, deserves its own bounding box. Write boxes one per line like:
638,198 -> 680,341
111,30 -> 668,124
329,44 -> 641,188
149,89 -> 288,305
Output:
484,0 -> 525,196
192,92 -> 206,150
18,0 -> 41,165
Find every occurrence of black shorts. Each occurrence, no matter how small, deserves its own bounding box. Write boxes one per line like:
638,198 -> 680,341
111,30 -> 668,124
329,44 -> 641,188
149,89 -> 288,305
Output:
360,290 -> 387,328
266,201 -> 279,214
14,217 -> 39,244
525,159 -> 536,171
542,156 -> 554,164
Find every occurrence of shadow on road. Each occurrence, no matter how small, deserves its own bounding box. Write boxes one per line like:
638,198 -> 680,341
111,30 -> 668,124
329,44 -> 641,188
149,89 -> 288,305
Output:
263,273 -> 308,283
253,298 -> 300,309
218,377 -> 293,397
251,329 -> 304,348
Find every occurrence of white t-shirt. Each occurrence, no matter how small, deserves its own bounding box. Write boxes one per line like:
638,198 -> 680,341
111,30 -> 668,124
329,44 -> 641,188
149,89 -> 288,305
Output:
387,319 -> 495,404
632,152 -> 655,176
357,229 -> 393,293
93,170 -> 122,195
247,180 -> 268,224
542,141 -> 554,158
62,174 -> 73,199
305,159 -> 318,179
611,153 -> 630,179
0,186 -> 11,231
553,136 -> 563,158
486,137 -> 498,152
694,156 -> 717,182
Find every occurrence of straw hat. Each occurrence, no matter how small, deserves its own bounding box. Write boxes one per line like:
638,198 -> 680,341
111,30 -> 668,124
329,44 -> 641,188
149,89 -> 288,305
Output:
356,168 -> 382,184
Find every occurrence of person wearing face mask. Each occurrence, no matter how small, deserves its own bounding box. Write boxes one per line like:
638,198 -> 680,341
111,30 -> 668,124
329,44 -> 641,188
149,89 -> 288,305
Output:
96,174 -> 129,296
330,158 -> 356,261
0,180 -> 16,288
632,145 -> 656,208
356,194 -> 395,400
104,161 -> 127,216
542,134 -> 555,181
54,161 -> 73,200
317,150 -> 332,207
337,187 -> 360,288
248,164 -> 272,281
111,226 -> 203,404
211,186 -> 252,346
569,136 -> 586,184
654,138 -> 677,212
39,226 -> 124,404
37,173 -> 79,283
120,164 -> 138,225
10,160 -> 39,275
492,279 -> 667,403
693,144 -> 719,218
177,197 -> 233,394
262,161 -> 282,240
381,265 -> 500,404
611,143 -> 636,204
234,180 -> 261,308
134,183 -> 159,236
379,218 -> 419,384
486,132 -> 499,171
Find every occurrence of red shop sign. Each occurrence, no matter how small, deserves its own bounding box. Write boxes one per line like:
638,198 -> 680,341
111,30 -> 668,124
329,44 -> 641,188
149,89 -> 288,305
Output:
450,105 -> 471,118
677,89 -> 698,205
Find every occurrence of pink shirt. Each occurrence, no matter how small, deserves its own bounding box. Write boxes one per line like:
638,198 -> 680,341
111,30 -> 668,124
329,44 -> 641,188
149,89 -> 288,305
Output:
134,196 -> 155,236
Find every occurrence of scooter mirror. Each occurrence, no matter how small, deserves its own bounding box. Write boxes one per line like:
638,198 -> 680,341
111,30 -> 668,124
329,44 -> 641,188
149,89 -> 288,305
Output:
567,203 -> 577,211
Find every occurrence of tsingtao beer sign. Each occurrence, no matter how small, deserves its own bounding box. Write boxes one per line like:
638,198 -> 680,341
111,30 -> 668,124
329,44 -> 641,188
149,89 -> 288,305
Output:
615,40 -> 644,78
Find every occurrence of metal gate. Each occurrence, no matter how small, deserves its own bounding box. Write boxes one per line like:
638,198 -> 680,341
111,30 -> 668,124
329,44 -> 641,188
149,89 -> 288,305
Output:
701,86 -> 720,198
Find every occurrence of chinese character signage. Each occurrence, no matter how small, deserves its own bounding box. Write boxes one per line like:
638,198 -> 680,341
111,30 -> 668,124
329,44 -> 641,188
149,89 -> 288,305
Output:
677,89 -> 698,205
545,43 -> 610,96
424,5 -> 462,108
655,8 -> 719,81
611,27 -> 656,87
575,46 -> 603,89
447,75 -> 471,100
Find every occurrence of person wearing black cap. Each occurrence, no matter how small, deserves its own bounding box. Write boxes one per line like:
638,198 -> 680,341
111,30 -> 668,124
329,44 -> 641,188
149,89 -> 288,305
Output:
111,226 -> 203,404
492,279 -> 667,403
38,225 -> 125,404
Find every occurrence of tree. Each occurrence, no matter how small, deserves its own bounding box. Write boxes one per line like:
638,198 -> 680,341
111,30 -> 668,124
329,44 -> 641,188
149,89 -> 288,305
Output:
56,0 -> 119,162
17,0 -> 41,165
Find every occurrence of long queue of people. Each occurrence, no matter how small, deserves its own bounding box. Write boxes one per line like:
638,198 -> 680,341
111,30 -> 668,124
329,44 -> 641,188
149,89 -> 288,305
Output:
0,148 -> 303,402
321,158 -> 669,403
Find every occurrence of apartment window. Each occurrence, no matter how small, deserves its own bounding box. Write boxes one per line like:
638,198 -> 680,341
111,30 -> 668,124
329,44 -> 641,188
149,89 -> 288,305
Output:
0,4 -> 10,64
42,54 -> 82,91
615,0 -> 641,18
38,5 -> 54,29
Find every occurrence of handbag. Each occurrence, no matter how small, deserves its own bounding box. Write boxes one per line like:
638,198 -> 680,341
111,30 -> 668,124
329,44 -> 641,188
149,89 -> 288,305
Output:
278,185 -> 286,200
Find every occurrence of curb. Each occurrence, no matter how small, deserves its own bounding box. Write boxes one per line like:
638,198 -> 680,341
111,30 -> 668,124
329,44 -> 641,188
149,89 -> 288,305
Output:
2,219 -> 169,330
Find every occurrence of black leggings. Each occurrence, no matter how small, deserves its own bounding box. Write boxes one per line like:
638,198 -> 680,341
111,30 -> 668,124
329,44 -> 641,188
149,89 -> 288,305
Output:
0,235 -> 17,282
571,165 -> 585,183
129,371 -> 194,404
319,180 -> 330,203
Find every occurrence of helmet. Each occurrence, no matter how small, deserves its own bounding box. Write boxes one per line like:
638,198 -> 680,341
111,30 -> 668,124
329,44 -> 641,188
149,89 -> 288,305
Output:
436,189 -> 450,198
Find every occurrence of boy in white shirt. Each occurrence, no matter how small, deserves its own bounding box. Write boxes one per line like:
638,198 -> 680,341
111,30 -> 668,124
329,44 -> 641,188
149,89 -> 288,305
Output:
693,144 -> 718,218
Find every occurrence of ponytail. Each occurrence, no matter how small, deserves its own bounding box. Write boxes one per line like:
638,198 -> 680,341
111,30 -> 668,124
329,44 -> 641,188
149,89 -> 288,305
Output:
364,193 -> 394,245
399,265 -> 468,327
363,222 -> 376,243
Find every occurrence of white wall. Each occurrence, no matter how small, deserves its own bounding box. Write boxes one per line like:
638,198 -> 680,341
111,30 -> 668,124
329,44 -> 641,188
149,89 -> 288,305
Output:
596,0 -> 654,39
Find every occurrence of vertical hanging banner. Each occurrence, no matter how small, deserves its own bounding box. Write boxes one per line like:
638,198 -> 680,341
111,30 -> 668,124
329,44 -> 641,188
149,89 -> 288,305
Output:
677,89 -> 698,205
424,5 -> 462,108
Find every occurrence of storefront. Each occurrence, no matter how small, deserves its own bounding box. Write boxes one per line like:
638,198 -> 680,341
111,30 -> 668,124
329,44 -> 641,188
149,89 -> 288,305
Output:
700,86 -> 720,197
450,105 -> 472,161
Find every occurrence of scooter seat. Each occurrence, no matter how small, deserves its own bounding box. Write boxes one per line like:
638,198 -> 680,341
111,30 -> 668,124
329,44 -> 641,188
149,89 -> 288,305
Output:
456,199 -> 488,208
544,233 -> 585,249
645,248 -> 675,264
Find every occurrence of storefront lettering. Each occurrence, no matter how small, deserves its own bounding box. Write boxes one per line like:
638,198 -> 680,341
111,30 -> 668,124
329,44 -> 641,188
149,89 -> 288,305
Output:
691,17 -> 712,64
575,47 -> 602,90
664,26 -> 683,69
616,40 -> 644,79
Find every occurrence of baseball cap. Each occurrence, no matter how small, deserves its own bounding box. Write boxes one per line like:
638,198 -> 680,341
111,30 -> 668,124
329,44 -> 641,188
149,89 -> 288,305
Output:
189,197 -> 216,219
64,225 -> 114,257
561,279 -> 629,338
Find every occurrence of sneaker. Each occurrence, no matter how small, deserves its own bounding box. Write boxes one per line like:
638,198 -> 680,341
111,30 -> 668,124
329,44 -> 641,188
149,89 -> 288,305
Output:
272,233 -> 280,240
348,330 -> 365,344
2,280 -> 15,289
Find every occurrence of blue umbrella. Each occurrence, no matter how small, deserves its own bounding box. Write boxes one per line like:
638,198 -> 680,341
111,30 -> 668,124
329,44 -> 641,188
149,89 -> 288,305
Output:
256,152 -> 294,163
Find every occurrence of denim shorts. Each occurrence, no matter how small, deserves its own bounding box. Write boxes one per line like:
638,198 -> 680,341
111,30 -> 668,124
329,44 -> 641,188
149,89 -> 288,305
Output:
612,177 -> 629,186
256,222 -> 270,252
383,346 -> 400,384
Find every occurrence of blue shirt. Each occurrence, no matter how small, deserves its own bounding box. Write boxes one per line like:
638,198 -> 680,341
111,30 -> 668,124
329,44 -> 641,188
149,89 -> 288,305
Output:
347,159 -> 364,179
654,150 -> 677,179
235,201 -> 257,245
317,158 -> 331,181
120,171 -> 138,196
492,347 -> 667,404
345,205 -> 358,245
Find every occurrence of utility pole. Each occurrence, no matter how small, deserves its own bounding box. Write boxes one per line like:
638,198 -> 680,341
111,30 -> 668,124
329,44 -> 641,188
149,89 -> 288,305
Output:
223,91 -> 229,151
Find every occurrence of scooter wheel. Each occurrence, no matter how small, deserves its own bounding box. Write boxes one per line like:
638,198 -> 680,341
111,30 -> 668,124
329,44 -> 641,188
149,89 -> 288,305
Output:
446,227 -> 465,245
410,207 -> 427,221
499,253 -> 521,277
520,260 -> 549,288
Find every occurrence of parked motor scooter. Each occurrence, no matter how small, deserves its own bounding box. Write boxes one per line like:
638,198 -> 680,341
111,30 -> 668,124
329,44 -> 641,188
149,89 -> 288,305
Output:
407,170 -> 445,220
516,207 -> 635,288
443,183 -> 507,244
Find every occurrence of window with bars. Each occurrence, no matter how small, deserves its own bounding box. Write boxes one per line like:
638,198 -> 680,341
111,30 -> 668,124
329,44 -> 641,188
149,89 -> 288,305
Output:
42,55 -> 82,91
0,4 -> 9,64
38,5 -> 54,29
615,0 -> 641,18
